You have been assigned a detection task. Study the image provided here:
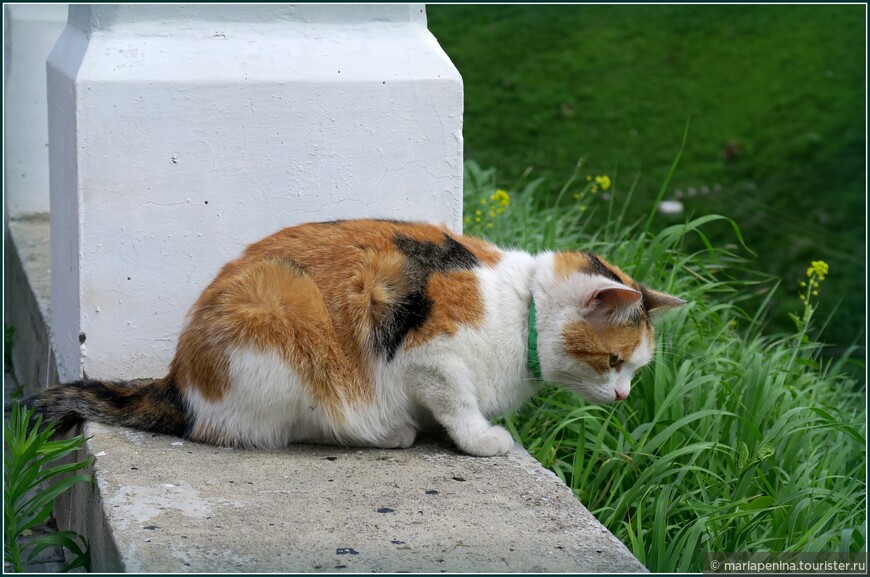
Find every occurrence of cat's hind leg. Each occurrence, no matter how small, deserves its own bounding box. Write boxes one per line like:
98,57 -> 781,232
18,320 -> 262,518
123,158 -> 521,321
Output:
180,255 -> 368,448
375,423 -> 417,449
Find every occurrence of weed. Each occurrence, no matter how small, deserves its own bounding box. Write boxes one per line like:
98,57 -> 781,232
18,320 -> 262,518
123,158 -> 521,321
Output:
3,404 -> 93,572
10,382 -> 25,401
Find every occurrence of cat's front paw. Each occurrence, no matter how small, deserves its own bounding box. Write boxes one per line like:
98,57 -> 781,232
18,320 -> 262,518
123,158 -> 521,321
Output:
457,425 -> 515,457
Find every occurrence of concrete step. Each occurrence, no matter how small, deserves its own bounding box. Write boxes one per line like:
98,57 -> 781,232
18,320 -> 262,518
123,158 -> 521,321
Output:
5,217 -> 647,572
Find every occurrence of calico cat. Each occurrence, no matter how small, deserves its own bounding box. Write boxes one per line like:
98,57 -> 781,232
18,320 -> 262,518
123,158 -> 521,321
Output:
29,219 -> 684,457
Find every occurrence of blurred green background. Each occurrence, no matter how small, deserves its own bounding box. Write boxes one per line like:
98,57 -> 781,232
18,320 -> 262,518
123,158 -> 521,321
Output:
428,4 -> 865,358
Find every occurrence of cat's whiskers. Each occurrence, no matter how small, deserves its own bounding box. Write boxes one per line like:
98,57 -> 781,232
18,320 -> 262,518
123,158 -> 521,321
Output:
636,364 -> 655,379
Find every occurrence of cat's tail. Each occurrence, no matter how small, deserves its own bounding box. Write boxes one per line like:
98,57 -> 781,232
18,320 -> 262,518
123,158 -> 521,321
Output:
25,377 -> 190,438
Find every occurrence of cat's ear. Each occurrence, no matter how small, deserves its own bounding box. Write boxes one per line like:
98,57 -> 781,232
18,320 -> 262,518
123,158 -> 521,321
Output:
640,286 -> 687,316
584,282 -> 643,322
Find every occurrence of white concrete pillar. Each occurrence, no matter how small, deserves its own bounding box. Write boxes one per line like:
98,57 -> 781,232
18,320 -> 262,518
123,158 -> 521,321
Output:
4,4 -> 68,216
47,4 -> 463,383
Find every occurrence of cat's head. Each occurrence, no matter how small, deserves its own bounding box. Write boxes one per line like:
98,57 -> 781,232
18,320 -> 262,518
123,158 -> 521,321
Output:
533,252 -> 685,403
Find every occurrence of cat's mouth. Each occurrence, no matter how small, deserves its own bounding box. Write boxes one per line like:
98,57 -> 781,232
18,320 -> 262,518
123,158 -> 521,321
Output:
550,371 -> 627,404
586,383 -> 630,404
585,390 -> 628,404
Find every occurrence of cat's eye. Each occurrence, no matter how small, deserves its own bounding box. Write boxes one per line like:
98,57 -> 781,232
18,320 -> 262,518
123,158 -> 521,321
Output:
608,354 -> 623,368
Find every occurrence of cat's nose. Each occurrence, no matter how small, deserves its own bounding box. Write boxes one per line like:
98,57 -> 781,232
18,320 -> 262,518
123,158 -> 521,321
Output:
615,390 -> 629,401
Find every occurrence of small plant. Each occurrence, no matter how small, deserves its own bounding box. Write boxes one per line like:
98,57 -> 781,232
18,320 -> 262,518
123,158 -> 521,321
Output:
574,174 -> 611,212
464,185 -> 511,232
792,260 -> 829,331
9,381 -> 25,401
4,403 -> 92,572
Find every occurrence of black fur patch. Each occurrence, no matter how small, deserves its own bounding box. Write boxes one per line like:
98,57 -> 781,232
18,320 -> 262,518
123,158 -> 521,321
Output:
372,287 -> 432,362
156,378 -> 193,438
372,233 -> 480,360
584,252 -> 624,285
395,233 -> 479,273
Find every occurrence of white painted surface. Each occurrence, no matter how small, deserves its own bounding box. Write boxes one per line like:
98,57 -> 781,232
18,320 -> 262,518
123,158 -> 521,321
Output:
47,4 -> 463,382
4,4 -> 68,216
47,13 -> 87,384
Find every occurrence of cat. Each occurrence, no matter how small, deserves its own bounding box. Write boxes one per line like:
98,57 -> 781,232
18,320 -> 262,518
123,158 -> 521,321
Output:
29,219 -> 684,457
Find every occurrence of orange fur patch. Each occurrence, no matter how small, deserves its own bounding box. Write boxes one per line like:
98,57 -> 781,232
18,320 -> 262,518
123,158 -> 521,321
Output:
349,249 -> 410,336
172,257 -> 366,417
405,270 -> 485,348
561,320 -> 651,373
170,220 -> 500,415
460,235 -> 503,267
553,252 -> 593,280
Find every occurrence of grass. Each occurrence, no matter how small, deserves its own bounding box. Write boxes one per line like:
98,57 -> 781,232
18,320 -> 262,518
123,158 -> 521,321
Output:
428,3 -> 865,356
462,161 -> 866,572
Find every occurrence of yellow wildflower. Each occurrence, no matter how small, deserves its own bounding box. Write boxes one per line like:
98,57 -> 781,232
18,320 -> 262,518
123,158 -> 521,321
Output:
799,259 -> 830,305
490,189 -> 510,206
807,260 -> 829,280
488,189 -> 510,215
594,175 -> 612,191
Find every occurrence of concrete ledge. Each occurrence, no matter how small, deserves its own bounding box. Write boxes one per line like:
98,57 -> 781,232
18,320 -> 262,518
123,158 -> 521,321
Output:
4,215 -> 59,394
4,218 -> 646,573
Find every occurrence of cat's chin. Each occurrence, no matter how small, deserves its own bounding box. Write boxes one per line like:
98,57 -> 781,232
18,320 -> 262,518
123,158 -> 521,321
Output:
581,396 -> 621,405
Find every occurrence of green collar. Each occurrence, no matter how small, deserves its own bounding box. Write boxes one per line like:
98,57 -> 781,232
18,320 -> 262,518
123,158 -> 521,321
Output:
528,297 -> 542,380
